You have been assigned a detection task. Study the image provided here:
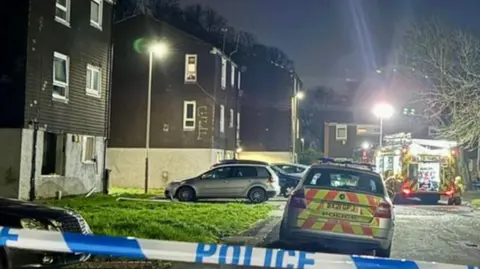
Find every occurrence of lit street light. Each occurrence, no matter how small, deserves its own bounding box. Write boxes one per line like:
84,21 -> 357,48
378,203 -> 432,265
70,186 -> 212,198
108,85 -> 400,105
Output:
145,41 -> 169,194
372,103 -> 394,148
292,91 -> 304,162
362,142 -> 370,150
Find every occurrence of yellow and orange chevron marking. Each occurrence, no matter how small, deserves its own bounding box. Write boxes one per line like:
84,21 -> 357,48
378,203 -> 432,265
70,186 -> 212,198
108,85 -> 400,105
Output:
303,188 -> 380,209
297,216 -> 381,236
295,188 -> 383,237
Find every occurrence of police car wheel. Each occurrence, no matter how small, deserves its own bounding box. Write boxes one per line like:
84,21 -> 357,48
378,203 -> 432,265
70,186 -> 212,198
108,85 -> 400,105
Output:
454,197 -> 462,205
248,188 -> 267,204
176,187 -> 196,202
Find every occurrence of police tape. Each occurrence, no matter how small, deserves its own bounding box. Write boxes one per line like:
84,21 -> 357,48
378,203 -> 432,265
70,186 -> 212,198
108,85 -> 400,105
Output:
0,226 -> 473,269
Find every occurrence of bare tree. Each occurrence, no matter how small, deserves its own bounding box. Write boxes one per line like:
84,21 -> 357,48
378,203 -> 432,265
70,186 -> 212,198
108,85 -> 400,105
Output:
401,19 -> 480,149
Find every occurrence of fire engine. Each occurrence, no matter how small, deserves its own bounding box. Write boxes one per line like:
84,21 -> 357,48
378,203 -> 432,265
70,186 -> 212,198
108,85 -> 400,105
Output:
375,133 -> 461,205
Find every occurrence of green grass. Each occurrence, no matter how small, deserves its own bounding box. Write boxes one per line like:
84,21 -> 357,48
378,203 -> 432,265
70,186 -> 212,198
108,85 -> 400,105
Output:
44,192 -> 274,243
471,199 -> 480,208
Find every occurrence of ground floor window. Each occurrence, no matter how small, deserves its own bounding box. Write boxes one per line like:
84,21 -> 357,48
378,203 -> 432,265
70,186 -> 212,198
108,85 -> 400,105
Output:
42,132 -> 66,175
82,136 -> 96,163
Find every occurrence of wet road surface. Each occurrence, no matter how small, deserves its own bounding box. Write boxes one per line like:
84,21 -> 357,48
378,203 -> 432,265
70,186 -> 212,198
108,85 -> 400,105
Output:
262,203 -> 480,266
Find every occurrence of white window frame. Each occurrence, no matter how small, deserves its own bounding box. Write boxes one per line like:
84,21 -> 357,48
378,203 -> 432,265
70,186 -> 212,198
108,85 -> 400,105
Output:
237,72 -> 241,89
183,101 -> 196,131
236,112 -> 240,140
90,0 -> 103,30
220,105 -> 225,133
184,54 -> 198,83
86,64 -> 101,97
229,109 -> 234,128
82,136 -> 96,164
335,124 -> 347,140
53,52 -> 69,101
55,0 -> 71,27
231,64 -> 236,87
221,57 -> 227,89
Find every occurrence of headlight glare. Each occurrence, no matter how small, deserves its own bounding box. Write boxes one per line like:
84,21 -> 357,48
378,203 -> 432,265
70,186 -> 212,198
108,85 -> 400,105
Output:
20,219 -> 47,230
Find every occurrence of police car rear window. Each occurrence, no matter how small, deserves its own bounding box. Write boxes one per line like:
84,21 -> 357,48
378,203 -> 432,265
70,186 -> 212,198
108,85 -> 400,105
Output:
303,168 -> 384,196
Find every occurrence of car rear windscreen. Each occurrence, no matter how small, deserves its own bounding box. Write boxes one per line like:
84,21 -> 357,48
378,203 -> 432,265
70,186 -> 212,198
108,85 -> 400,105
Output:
303,168 -> 384,196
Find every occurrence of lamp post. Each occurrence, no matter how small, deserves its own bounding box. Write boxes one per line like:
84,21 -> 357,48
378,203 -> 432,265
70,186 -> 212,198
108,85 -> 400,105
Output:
372,103 -> 394,148
291,91 -> 304,162
144,42 -> 168,194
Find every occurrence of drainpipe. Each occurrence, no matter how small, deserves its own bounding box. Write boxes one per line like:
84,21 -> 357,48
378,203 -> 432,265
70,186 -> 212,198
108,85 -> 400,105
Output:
102,4 -> 115,194
29,120 -> 38,201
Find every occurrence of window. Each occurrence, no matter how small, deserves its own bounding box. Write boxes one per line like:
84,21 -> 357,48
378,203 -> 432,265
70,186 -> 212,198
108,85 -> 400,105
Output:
236,112 -> 240,140
220,105 -> 225,133
86,64 -> 101,97
82,136 -> 96,163
53,52 -> 69,100
185,54 -> 197,83
232,166 -> 258,178
304,168 -> 384,196
41,133 -> 66,176
202,166 -> 232,180
229,109 -> 234,128
221,57 -> 227,89
90,0 -> 103,29
238,72 -> 241,89
336,124 -> 347,140
183,101 -> 196,131
231,65 -> 236,87
55,0 -> 71,26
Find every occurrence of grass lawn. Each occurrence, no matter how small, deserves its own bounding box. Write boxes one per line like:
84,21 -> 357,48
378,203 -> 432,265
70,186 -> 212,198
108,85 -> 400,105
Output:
44,190 -> 274,243
471,199 -> 480,208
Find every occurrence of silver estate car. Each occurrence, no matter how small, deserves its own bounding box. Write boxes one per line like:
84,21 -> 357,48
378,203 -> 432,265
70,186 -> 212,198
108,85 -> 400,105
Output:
280,160 -> 395,257
165,164 -> 281,203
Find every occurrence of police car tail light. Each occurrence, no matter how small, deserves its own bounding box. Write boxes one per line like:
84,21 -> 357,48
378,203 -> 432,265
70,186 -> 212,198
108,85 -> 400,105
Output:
290,190 -> 306,208
374,202 -> 392,219
401,187 -> 411,196
267,176 -> 276,183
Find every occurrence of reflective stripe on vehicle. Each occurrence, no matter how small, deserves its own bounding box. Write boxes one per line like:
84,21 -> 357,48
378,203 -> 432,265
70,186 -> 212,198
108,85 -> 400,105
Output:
296,216 -> 381,236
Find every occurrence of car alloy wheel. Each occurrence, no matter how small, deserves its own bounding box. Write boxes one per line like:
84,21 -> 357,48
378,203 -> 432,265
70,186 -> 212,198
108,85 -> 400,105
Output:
249,188 -> 266,203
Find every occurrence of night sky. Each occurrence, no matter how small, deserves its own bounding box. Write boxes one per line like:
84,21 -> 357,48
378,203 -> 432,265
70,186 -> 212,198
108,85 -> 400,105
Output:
181,0 -> 480,89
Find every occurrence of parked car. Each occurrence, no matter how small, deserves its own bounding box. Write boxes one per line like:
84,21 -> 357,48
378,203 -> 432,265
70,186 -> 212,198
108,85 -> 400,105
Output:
0,197 -> 91,268
270,163 -> 309,177
270,166 -> 302,197
165,164 -> 280,203
211,159 -> 268,168
279,159 -> 394,257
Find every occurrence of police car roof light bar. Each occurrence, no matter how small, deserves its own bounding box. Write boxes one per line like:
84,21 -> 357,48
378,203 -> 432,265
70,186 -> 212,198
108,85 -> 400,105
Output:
317,158 -> 375,171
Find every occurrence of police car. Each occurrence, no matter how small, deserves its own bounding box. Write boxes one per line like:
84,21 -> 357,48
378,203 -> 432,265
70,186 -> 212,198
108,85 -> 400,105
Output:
279,158 -> 394,257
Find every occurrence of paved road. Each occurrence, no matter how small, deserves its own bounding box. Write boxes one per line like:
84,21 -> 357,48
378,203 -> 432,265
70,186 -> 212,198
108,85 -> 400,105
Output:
262,202 -> 480,266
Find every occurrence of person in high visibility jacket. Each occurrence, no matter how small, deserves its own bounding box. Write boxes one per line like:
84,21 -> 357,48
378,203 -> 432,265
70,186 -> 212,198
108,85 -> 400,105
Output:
454,176 -> 464,196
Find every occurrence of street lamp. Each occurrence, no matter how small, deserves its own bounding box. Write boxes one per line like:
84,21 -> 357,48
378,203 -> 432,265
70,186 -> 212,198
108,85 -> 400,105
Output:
372,103 -> 394,148
291,91 -> 304,162
362,142 -> 370,150
144,41 -> 169,194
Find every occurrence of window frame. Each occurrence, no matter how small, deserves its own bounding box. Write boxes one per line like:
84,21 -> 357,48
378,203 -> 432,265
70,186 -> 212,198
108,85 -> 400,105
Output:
86,64 -> 101,97
335,124 -> 347,140
90,0 -> 103,30
231,64 -> 236,87
183,101 -> 196,131
82,136 -> 96,164
52,52 -> 70,102
221,57 -> 227,89
184,54 -> 198,83
229,109 -> 234,128
237,72 -> 241,89
55,0 -> 71,27
220,105 -> 225,133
